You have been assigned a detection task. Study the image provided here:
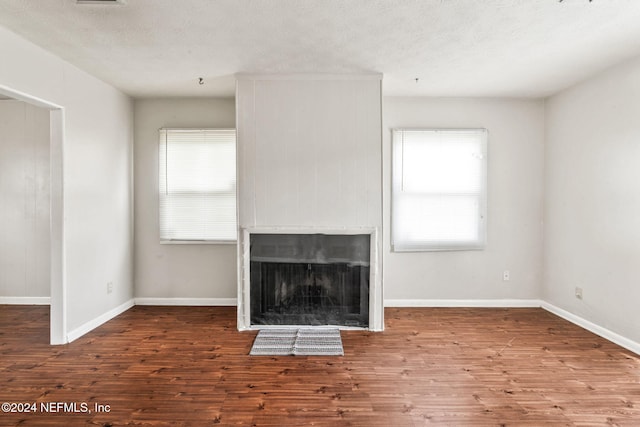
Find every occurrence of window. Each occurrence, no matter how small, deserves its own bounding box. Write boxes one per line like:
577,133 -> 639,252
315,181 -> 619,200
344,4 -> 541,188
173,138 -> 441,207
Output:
392,129 -> 487,251
159,129 -> 237,242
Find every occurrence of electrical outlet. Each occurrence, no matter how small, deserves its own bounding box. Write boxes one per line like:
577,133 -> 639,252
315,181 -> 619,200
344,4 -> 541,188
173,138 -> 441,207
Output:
575,287 -> 583,300
503,270 -> 510,281
107,282 -> 113,294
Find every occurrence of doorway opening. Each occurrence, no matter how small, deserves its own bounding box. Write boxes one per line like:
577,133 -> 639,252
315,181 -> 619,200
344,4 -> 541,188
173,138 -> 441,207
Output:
0,85 -> 65,345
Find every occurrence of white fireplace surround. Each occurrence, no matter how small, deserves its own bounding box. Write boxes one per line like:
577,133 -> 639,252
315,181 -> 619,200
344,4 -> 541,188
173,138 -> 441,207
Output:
237,227 -> 384,331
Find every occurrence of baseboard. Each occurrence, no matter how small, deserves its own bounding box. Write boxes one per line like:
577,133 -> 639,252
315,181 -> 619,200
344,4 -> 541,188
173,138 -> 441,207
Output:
66,299 -> 135,343
43,296 -> 640,356
541,302 -> 640,356
0,296 -> 51,305
134,297 -> 237,306
384,299 -> 543,308
384,298 -> 639,355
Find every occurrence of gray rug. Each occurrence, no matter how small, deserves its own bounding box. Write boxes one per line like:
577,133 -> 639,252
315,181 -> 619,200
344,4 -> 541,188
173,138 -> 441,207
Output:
250,328 -> 344,356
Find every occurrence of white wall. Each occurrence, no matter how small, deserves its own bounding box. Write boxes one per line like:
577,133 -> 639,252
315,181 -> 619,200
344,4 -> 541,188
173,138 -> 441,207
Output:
0,25 -> 134,339
236,77 -> 382,229
383,97 -> 545,303
544,56 -> 640,344
134,98 -> 237,300
0,100 -> 50,299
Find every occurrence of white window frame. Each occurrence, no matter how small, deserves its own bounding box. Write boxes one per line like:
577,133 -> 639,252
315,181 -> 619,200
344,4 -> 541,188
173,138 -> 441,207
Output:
158,128 -> 237,244
391,128 -> 488,252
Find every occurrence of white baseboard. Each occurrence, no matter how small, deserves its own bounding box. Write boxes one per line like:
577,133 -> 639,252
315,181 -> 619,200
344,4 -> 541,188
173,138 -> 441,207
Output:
0,296 -> 51,305
384,299 -> 543,308
384,299 -> 639,355
541,302 -> 640,356
66,299 -> 134,343
37,295 -> 640,356
134,297 -> 237,306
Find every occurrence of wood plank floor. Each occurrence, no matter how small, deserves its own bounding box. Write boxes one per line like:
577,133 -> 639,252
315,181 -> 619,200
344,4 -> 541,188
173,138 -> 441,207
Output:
1,306 -> 639,426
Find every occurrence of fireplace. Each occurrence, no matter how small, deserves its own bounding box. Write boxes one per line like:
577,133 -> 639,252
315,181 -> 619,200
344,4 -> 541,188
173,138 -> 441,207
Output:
235,75 -> 384,331
250,233 -> 370,327
237,228 -> 383,330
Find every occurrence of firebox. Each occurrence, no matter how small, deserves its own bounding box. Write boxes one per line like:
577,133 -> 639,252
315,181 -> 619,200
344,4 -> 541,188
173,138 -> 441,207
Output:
249,233 -> 370,327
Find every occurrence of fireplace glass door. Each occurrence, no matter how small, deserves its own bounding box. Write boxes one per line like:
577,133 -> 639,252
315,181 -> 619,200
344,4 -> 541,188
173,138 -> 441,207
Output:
250,234 -> 370,327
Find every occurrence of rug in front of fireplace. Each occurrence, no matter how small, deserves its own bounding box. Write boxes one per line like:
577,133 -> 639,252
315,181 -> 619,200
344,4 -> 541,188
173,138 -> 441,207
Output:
249,328 -> 344,356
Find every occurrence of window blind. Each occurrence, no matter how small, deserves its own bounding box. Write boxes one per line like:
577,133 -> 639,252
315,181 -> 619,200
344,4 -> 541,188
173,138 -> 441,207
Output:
159,129 -> 237,242
392,129 -> 487,251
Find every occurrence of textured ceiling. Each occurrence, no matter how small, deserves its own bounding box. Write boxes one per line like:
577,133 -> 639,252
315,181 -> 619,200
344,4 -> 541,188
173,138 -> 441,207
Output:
1,0 -> 640,98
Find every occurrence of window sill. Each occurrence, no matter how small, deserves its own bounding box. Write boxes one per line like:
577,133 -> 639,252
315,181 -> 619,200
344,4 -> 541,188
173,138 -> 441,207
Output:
160,240 -> 237,245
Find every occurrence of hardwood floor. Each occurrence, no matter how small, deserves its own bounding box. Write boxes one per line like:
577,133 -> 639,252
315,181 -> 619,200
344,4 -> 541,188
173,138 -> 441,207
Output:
1,306 -> 639,426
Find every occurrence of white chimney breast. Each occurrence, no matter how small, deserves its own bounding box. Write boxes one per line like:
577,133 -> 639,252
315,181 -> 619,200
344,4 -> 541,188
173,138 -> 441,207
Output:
235,74 -> 383,330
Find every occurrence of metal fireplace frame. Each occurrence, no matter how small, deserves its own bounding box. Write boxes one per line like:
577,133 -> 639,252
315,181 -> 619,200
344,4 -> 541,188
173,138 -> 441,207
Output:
237,227 -> 383,331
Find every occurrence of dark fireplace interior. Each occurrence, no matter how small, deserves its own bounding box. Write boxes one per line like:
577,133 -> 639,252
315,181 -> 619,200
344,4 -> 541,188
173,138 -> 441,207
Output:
250,233 -> 370,327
